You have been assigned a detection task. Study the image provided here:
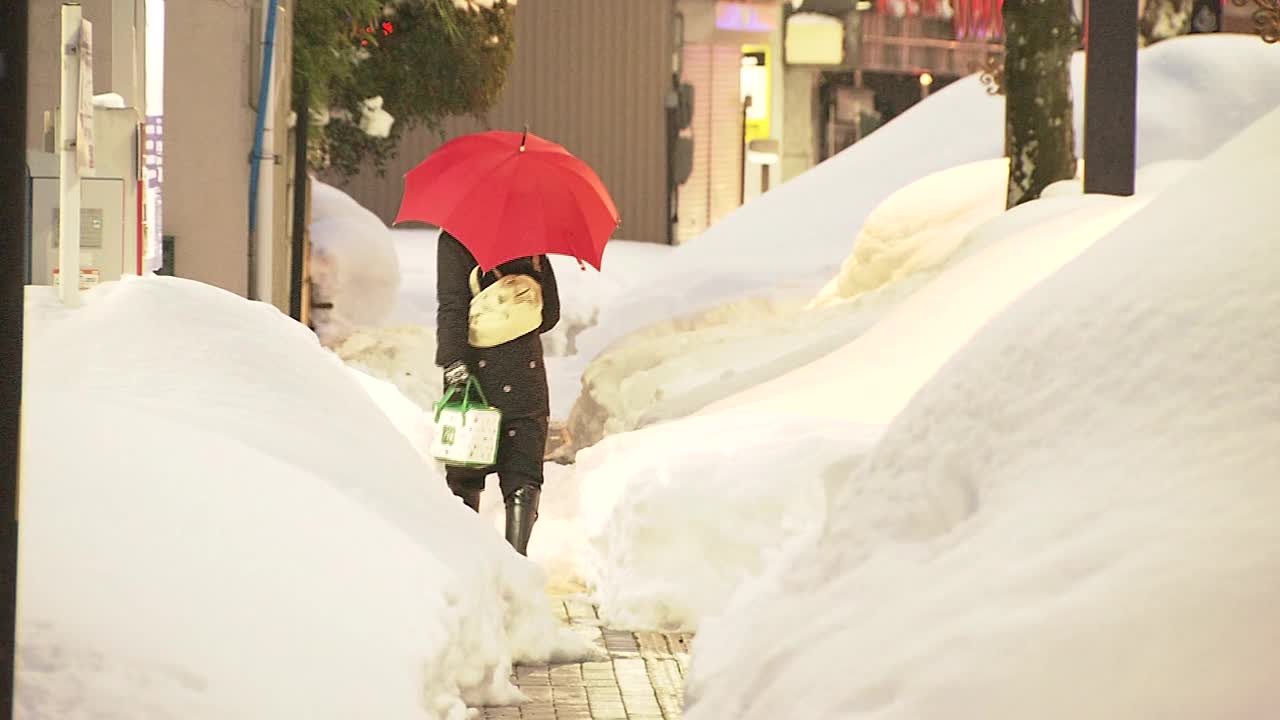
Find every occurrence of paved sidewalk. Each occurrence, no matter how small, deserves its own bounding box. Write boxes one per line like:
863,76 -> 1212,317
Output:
479,595 -> 692,720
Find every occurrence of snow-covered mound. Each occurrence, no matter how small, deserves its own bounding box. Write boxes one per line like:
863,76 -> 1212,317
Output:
577,412 -> 885,629
309,179 -> 402,345
810,158 -> 1010,308
566,160 -> 1011,451
574,178 -> 1157,630
563,35 -> 1280,452
575,34 -> 1280,363
564,149 -> 1196,453
17,277 -> 594,719
683,104 -> 1280,720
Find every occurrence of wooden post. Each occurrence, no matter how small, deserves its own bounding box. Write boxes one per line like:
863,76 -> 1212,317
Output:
1083,0 -> 1139,196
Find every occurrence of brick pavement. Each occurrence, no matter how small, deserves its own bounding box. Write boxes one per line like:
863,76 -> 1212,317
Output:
478,595 -> 692,720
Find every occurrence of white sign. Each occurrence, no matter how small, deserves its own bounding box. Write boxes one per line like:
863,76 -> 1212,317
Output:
77,19 -> 96,175
52,267 -> 101,291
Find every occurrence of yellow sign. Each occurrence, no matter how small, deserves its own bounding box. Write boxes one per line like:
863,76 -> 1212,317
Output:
740,43 -> 771,143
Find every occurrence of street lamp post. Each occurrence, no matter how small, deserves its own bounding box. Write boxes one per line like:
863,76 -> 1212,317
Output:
0,0 -> 29,715
1082,0 -> 1139,196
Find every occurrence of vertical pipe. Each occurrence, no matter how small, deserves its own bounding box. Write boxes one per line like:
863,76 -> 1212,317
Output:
289,79 -> 308,321
0,0 -> 30,713
247,0 -> 279,300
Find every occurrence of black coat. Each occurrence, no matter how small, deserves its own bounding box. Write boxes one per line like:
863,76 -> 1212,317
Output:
435,232 -> 561,420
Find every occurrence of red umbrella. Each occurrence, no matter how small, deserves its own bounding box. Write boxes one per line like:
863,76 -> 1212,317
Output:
393,130 -> 621,271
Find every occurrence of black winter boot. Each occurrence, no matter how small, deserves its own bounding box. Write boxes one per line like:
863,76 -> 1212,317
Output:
504,485 -> 541,556
447,482 -> 481,513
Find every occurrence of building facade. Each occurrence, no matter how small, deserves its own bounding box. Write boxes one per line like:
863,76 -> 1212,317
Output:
330,0 -> 678,245
26,0 -> 298,313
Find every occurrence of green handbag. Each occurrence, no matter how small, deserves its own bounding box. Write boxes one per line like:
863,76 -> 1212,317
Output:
431,376 -> 504,467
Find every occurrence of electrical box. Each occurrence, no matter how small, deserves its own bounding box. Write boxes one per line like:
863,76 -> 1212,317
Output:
27,106 -> 143,290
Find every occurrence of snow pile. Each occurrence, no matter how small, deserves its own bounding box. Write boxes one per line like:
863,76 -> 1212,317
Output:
575,34 -> 1280,362
565,160 -> 1010,451
683,105 -> 1280,720
332,323 -> 445,412
574,177 -> 1159,630
564,158 -> 1191,451
577,412 -> 885,629
91,93 -> 126,109
17,277 -> 594,719
358,95 -> 395,139
565,35 -> 1280,453
309,179 -> 402,345
810,158 -> 1009,308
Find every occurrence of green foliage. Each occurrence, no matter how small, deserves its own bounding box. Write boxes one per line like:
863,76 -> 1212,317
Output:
292,0 -> 384,113
293,0 -> 516,176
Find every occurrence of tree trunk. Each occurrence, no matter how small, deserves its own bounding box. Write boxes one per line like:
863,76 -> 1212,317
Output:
1139,0 -> 1194,45
1003,0 -> 1079,209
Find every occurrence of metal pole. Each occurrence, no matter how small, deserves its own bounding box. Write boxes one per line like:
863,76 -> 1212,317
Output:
289,80 -> 309,321
59,3 -> 84,306
1082,0 -> 1138,196
0,0 -> 30,713
739,96 -> 751,207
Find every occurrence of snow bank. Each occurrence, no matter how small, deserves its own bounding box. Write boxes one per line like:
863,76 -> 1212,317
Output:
809,158 -> 1009,308
564,158 -> 1189,451
706,190 -> 1149,422
576,35 -> 1280,361
17,277 -> 594,719
578,412 -> 885,630
683,104 -> 1280,720
309,179 -> 402,345
565,160 -> 1009,451
566,35 -> 1280,453
574,177 -> 1158,630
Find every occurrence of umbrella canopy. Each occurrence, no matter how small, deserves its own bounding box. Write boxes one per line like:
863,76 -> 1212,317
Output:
394,130 -> 621,271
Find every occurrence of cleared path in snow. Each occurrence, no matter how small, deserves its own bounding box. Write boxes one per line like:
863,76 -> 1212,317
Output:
480,595 -> 691,720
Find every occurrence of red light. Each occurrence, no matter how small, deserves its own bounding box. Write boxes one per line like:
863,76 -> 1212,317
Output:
382,21 -> 394,36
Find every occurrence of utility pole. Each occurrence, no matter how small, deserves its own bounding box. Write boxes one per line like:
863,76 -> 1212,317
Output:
1083,0 -> 1139,196
0,0 -> 30,714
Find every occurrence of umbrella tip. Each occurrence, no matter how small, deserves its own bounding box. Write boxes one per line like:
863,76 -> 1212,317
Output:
520,125 -> 528,153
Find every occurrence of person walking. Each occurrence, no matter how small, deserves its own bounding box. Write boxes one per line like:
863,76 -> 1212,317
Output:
435,231 -> 560,555
394,129 -> 619,555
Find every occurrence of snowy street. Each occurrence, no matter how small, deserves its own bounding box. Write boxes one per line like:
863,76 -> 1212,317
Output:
9,7 -> 1280,717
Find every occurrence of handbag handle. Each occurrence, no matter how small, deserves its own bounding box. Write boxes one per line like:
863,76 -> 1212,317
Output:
434,375 -> 491,422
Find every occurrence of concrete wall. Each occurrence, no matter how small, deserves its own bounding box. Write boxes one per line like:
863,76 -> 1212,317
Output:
163,0 -> 293,303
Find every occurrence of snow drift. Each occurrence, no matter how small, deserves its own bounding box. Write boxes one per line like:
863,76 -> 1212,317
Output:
575,34 -> 1280,360
566,159 -> 1010,451
565,34 -> 1280,452
574,173 -> 1161,630
309,179 -> 402,345
17,277 -> 593,719
682,99 -> 1280,720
